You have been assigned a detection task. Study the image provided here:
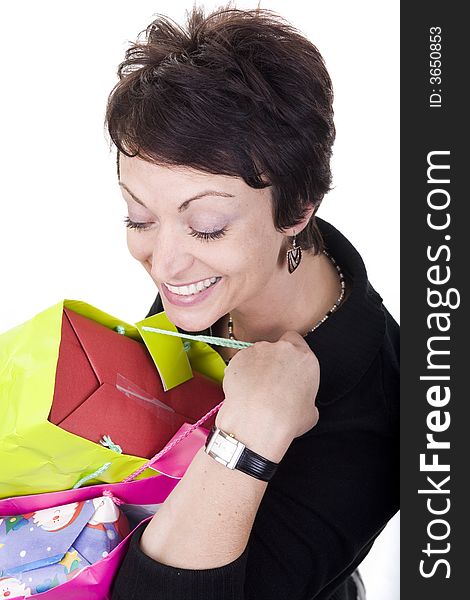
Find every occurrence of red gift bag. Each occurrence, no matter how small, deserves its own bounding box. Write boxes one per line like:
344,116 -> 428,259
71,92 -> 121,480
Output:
49,308 -> 224,458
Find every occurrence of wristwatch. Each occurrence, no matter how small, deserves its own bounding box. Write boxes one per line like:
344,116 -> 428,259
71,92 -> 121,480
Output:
204,426 -> 279,482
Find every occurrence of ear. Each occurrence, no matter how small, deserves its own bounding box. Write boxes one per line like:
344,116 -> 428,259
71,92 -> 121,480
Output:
282,205 -> 316,238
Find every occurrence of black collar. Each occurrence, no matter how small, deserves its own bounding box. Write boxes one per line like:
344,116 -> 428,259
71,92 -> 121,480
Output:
307,217 -> 386,405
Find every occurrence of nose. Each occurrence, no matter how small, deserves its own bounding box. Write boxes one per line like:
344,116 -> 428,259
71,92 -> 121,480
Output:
150,229 -> 195,284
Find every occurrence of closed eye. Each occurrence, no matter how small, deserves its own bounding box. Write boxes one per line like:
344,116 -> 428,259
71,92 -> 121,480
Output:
123,217 -> 152,231
189,227 -> 227,241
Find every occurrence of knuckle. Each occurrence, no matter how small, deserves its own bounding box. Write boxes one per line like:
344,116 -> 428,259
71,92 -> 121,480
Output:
276,339 -> 296,352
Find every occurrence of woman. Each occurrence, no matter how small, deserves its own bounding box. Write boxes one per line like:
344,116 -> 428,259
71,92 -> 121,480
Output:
107,5 -> 399,599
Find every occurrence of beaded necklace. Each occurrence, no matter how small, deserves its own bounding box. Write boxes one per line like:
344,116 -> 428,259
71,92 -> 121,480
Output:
212,250 -> 346,359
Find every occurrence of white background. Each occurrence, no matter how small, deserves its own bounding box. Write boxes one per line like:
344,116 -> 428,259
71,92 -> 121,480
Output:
0,1 -> 399,597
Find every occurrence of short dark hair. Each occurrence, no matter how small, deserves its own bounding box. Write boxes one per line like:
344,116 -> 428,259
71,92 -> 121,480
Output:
105,4 -> 336,253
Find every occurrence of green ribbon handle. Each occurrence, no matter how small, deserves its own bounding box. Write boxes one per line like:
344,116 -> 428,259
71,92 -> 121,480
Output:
140,326 -> 253,350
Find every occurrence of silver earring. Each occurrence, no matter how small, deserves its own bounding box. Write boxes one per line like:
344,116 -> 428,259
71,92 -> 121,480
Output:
287,232 -> 302,274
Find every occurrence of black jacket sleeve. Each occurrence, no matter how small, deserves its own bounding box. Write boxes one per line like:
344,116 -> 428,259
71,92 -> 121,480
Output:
112,520 -> 249,599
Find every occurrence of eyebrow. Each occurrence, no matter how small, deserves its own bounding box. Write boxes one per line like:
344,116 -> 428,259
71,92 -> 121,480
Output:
119,182 -> 235,212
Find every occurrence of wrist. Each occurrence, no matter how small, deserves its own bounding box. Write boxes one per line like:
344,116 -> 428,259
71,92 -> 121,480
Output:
214,410 -> 293,464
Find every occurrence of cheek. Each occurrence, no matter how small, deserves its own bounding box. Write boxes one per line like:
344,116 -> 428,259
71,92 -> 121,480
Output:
218,233 -> 281,283
126,232 -> 151,262
241,226 -> 283,269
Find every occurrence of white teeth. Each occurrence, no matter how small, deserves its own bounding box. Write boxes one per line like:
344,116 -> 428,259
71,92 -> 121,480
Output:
166,277 -> 220,296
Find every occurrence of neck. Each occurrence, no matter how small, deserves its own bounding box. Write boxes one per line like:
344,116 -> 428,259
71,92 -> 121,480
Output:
222,250 -> 343,343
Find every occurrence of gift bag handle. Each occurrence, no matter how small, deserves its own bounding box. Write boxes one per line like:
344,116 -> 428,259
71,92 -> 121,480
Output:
122,329 -> 252,483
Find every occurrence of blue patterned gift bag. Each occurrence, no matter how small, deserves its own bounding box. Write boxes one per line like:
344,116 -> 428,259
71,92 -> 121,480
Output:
0,497 -> 129,595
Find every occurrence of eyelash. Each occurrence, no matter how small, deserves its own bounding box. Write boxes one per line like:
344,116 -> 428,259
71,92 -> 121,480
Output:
123,217 -> 227,241
189,228 -> 227,241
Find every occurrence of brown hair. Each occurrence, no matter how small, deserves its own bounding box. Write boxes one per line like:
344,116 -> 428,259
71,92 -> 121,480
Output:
105,4 -> 336,253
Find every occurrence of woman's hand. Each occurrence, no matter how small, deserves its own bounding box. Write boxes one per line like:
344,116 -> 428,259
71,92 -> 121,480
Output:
215,331 -> 320,456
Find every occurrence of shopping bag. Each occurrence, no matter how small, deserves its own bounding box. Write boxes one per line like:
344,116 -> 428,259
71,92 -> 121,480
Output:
0,408 -> 218,600
0,299 -> 226,499
0,496 -> 130,595
50,307 -> 225,457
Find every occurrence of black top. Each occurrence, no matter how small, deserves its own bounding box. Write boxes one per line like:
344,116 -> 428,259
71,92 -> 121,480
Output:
112,217 -> 400,600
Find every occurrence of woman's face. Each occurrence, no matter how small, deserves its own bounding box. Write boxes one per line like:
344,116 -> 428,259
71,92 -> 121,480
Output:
119,155 -> 290,332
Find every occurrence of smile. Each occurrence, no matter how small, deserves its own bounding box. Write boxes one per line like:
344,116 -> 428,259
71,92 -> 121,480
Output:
163,277 -> 221,296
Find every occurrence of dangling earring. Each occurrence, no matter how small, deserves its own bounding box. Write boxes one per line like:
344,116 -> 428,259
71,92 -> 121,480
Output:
287,232 -> 302,274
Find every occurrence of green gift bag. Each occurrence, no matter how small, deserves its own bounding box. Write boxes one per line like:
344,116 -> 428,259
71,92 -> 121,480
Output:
0,299 -> 225,499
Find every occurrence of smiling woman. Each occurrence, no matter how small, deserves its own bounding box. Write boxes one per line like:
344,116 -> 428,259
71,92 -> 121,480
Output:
102,4 -> 400,600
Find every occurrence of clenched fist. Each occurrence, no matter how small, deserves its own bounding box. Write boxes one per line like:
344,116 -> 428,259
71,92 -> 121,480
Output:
215,331 -> 320,460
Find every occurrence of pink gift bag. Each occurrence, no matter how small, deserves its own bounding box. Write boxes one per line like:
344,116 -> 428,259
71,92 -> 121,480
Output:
0,402 -> 223,600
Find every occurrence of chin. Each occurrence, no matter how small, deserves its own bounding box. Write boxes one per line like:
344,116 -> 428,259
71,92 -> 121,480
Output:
162,304 -> 214,333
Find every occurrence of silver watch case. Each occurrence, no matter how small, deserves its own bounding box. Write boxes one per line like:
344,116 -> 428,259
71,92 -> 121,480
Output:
205,427 -> 246,469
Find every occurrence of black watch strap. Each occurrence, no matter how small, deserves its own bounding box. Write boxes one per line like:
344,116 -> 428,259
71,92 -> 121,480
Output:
205,426 -> 279,482
236,445 -> 279,481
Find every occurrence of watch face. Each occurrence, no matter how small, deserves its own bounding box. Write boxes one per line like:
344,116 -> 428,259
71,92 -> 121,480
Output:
212,436 -> 237,463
